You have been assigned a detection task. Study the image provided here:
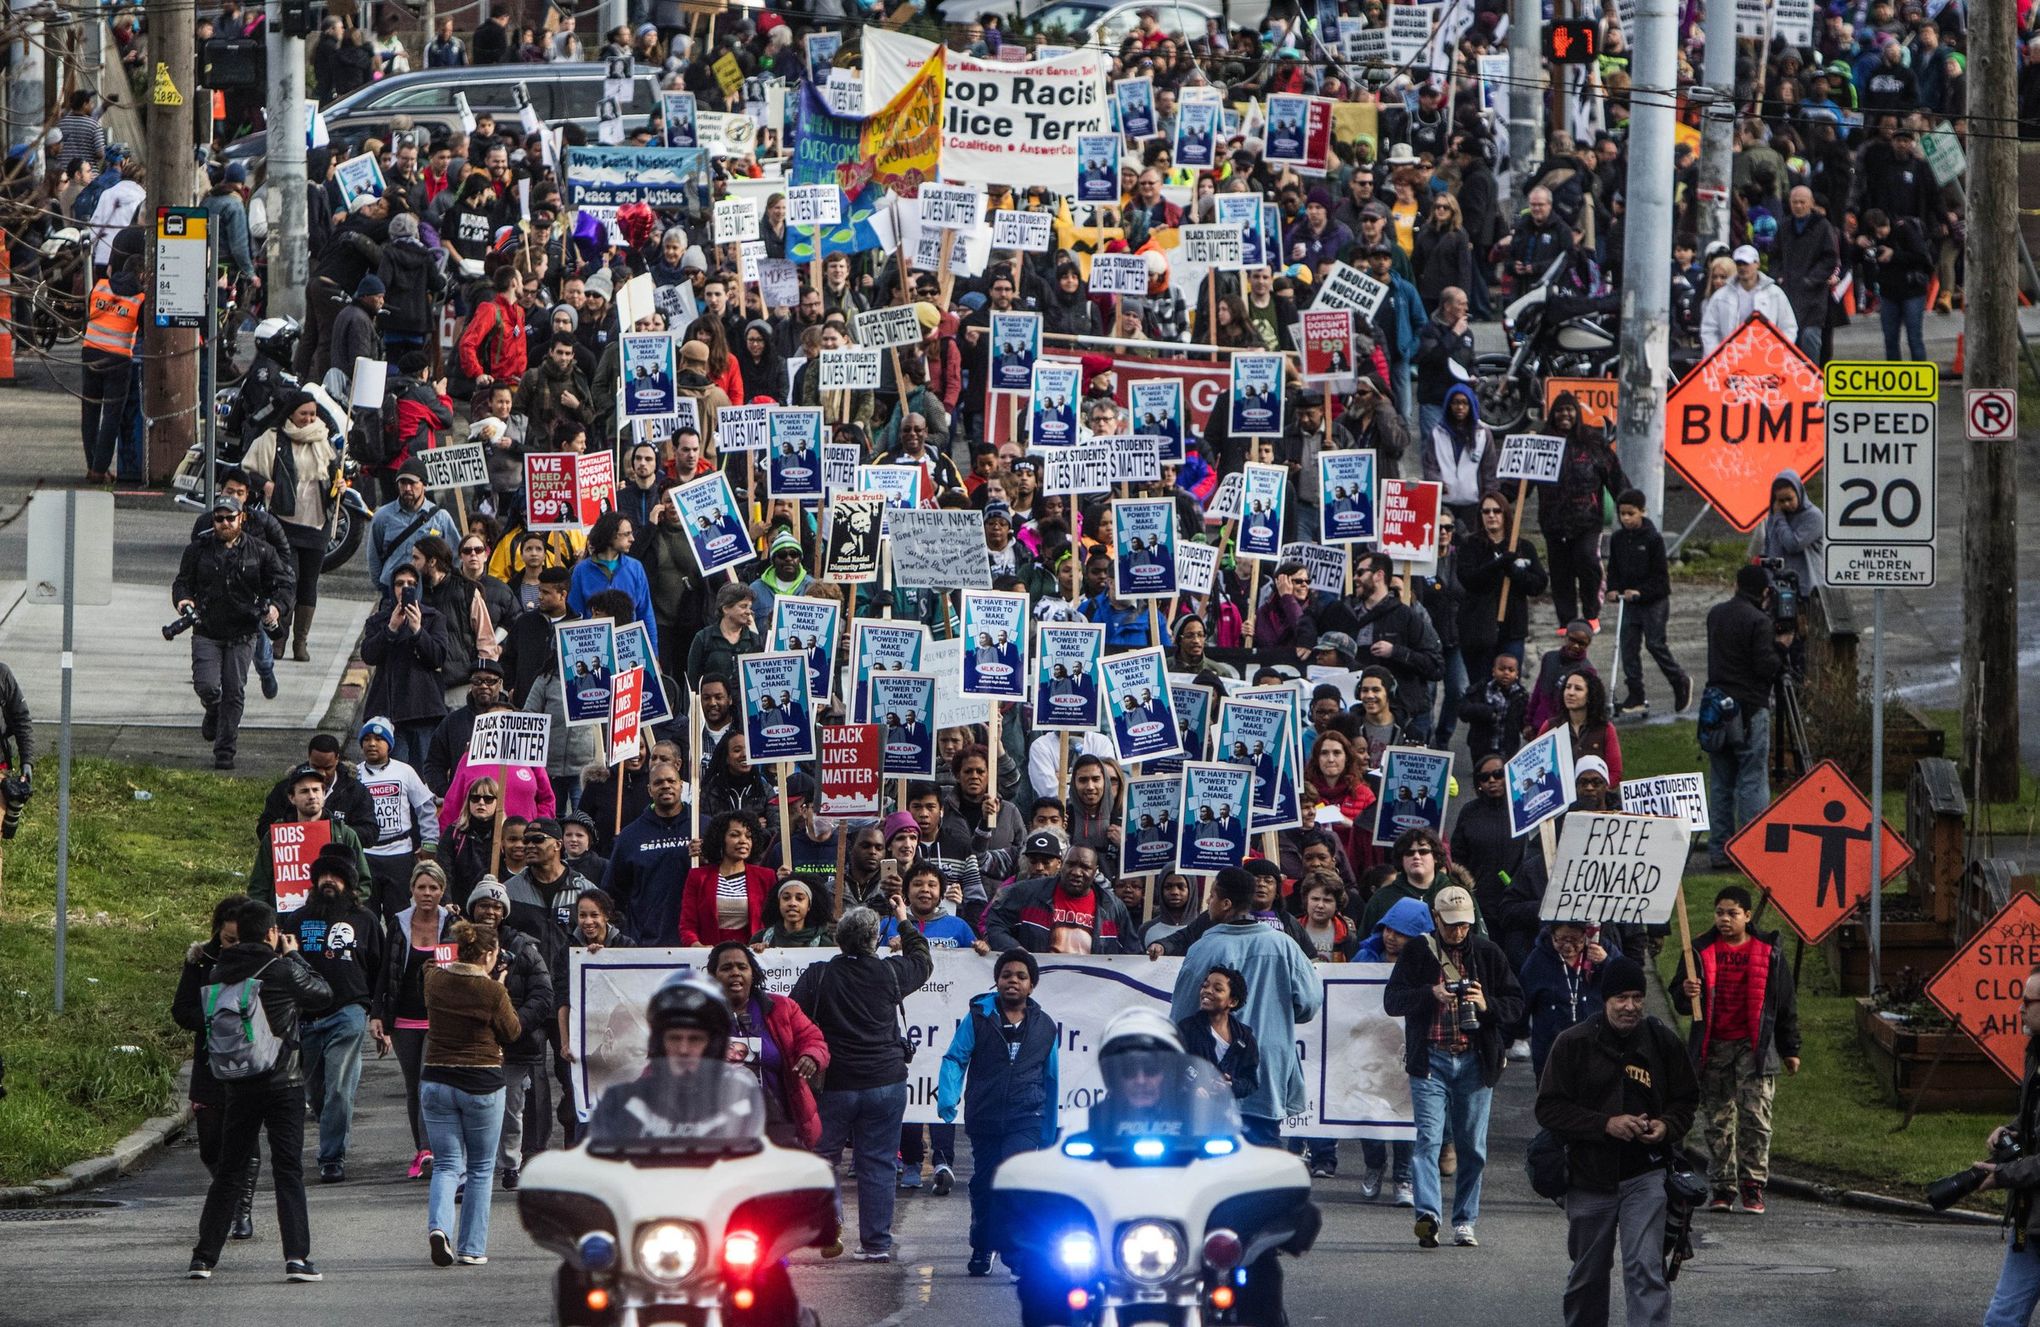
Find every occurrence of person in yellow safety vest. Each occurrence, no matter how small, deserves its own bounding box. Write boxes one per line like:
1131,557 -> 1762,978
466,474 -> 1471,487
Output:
81,256 -> 146,485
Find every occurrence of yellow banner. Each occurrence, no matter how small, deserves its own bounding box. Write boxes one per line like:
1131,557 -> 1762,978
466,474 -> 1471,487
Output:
860,47 -> 944,197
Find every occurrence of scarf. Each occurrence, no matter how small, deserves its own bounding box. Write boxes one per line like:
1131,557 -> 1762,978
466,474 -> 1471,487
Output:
270,419 -> 326,519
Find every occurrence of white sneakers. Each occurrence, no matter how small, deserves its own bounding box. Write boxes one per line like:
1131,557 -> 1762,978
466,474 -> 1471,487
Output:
1394,1181 -> 1415,1207
1453,1223 -> 1479,1247
1507,1039 -> 1532,1063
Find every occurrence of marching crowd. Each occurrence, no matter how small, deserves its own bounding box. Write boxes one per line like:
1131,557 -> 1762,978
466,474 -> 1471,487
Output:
4,0 -> 1988,1316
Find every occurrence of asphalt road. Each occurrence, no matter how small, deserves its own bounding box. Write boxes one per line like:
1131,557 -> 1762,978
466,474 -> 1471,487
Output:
0,1054 -> 2006,1327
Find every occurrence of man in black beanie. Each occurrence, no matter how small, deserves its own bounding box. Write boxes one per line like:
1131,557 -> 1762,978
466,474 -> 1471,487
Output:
1534,953 -> 1699,1327
285,848 -> 387,1183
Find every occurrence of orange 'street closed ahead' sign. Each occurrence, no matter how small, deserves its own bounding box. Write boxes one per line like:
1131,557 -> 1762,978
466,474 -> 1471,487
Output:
1926,892 -> 2040,1083
1723,758 -> 1912,946
1663,314 -> 1826,533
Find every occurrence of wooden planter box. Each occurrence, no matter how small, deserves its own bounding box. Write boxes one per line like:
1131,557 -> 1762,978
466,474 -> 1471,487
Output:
1824,918 -> 1960,996
1854,998 -> 2019,1112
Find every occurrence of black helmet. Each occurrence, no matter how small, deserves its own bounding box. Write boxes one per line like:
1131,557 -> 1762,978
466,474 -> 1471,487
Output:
644,974 -> 732,1062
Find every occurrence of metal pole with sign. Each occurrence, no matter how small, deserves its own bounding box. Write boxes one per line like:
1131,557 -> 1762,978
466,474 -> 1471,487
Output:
26,491 -> 115,1013
1820,360 -> 1939,987
154,207 -> 216,505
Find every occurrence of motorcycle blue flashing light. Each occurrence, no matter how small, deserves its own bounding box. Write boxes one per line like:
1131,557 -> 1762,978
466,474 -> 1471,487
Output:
577,1231 -> 618,1272
1064,1139 -> 1096,1158
1202,1138 -> 1237,1156
1131,1138 -> 1166,1161
1056,1232 -> 1099,1276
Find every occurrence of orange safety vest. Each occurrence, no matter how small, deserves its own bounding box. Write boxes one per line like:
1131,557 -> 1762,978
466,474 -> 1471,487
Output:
82,280 -> 144,358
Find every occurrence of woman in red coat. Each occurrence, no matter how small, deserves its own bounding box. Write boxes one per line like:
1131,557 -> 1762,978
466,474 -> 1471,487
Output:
705,940 -> 831,1148
1304,730 -> 1378,868
679,810 -> 778,946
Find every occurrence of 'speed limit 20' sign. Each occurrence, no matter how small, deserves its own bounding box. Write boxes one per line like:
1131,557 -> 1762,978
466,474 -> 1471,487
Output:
1822,362 -> 1938,588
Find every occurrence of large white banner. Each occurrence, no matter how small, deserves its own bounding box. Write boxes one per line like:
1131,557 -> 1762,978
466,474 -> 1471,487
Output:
568,949 -> 1413,1139
863,28 -> 938,108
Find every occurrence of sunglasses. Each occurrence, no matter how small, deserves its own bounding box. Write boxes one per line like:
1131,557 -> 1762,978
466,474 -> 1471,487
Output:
1476,770 -> 1505,782
1403,845 -> 1435,857
469,792 -> 498,804
461,545 -> 487,555
521,833 -> 554,845
211,513 -> 237,524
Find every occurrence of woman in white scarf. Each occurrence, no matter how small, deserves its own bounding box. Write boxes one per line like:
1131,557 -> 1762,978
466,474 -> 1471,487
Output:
242,391 -> 341,661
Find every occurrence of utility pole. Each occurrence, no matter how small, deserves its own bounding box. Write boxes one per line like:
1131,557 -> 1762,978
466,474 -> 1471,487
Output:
264,0 -> 308,323
1506,0 -> 1542,209
1962,0 -> 2021,800
8,0 -> 46,156
141,0 -> 199,482
1691,0 -> 1737,248
1613,0 -> 1674,521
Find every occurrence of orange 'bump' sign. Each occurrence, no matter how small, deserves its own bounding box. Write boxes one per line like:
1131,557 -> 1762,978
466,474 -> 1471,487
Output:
1723,758 -> 1911,946
1663,314 -> 1827,533
1926,892 -> 2040,1083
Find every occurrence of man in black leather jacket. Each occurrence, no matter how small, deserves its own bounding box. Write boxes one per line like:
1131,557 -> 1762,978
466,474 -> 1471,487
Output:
173,494 -> 288,770
188,898 -> 334,1280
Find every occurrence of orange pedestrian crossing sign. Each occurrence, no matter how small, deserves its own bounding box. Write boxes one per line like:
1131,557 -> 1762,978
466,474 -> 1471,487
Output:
1925,892 -> 2040,1083
1723,758 -> 1911,945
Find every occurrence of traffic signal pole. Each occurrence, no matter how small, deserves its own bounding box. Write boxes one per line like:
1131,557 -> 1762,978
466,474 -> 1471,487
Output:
1614,0 -> 1675,519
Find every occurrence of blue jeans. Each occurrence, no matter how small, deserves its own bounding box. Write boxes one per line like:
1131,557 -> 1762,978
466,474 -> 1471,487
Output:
1418,403 -> 1445,448
301,1003 -> 368,1165
393,719 -> 435,773
1879,293 -> 1927,362
421,1080 -> 505,1258
816,1082 -> 909,1253
1361,1138 -> 1413,1182
1409,1047 -> 1492,1226
1706,707 -> 1772,862
1985,1237 -> 2040,1326
253,627 -> 276,682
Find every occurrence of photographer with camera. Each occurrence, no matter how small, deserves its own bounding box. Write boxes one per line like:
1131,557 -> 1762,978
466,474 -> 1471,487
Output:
172,493 -> 288,770
0,659 -> 33,840
1384,884 -> 1524,1251
1967,968 -> 2040,1325
1752,471 -> 1825,609
1698,564 -> 1790,869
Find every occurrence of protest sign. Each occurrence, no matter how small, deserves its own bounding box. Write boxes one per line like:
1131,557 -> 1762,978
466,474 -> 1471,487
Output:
1170,682 -> 1214,764
991,209 -> 1054,252
917,181 -> 984,230
817,723 -> 882,818
887,508 -> 993,590
1300,309 -> 1357,380
822,493 -> 886,583
1112,498 -> 1178,599
1263,94 -> 1332,173
1115,76 -> 1158,140
423,442 -> 488,490
1088,252 -> 1152,298
785,183 -> 841,227
569,948 -> 1415,1139
1109,435 -> 1162,485
1214,194 -> 1269,269
1042,445 -> 1111,497
958,590 -> 1030,700
1238,462 -> 1289,561
613,621 -> 671,726
772,596 -> 842,703
856,465 -> 921,531
564,145 -> 707,209
1175,539 -> 1220,597
1497,433 -> 1566,484
1181,224 -> 1245,271
821,442 -> 860,496
818,348 -> 882,393
739,651 -> 817,765
1506,727 -> 1577,837
1318,450 -> 1378,544
1029,362 -> 1082,448
1177,763 -> 1252,874
1216,697 -> 1292,824
1102,647 -> 1183,764
1032,622 -> 1104,731
926,637 -> 991,730
872,673 -> 939,776
850,621 -> 928,721
1074,133 -> 1121,202
1124,773 -> 1184,877
609,666 -> 644,765
938,49 -> 1110,191
619,334 -> 678,418
269,820 -> 333,913
1377,478 -> 1442,565
1315,262 -> 1390,320
716,403 -> 770,454
1621,773 -> 1711,833
1372,746 -> 1453,846
854,305 -> 925,351
988,312 -> 1042,396
758,260 -> 799,310
466,711 -> 551,767
1229,354 -> 1286,437
1206,471 -> 1244,522
1277,542 -> 1349,597
1127,379 -> 1184,462
713,196 -> 759,244
1541,813 -> 1692,926
525,453 -> 614,532
671,472 -> 752,576
765,407 -> 825,500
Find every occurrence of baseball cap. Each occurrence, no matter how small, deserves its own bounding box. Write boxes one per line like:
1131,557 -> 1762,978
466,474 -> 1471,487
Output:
210,493 -> 243,514
1731,244 -> 1760,264
525,816 -> 563,841
1023,828 -> 1068,859
1432,885 -> 1477,925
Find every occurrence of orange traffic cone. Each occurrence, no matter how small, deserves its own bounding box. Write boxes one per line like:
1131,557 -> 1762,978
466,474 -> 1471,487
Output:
1949,332 -> 1964,380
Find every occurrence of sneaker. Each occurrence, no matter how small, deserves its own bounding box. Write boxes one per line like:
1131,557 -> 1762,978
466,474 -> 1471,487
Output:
213,754 -> 236,771
820,1241 -> 844,1260
500,1167 -> 519,1192
1673,675 -> 1694,714
1309,1163 -> 1334,1179
932,1164 -> 953,1196
319,1162 -> 345,1184
1395,1182 -> 1415,1207
408,1150 -> 432,1180
1740,1183 -> 1766,1214
431,1230 -> 454,1267
1507,1038 -> 1531,1063
851,1248 -> 894,1263
259,670 -> 279,701
1613,700 -> 1648,720
186,1259 -> 213,1280
284,1260 -> 321,1283
1453,1223 -> 1479,1247
457,1254 -> 488,1266
1587,618 -> 1601,634
967,1251 -> 993,1277
1707,1189 -> 1735,1212
1359,1168 -> 1383,1200
898,1169 -> 922,1191
1414,1215 -> 1440,1249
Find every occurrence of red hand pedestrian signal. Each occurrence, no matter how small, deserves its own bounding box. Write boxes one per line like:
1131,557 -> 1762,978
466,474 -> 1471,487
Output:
1545,20 -> 1597,64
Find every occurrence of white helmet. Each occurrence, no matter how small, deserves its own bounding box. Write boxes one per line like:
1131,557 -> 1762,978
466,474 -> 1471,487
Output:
1098,1007 -> 1183,1059
253,316 -> 302,361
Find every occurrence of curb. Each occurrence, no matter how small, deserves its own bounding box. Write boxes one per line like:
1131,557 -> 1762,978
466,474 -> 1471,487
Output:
0,1066 -> 194,1208
1762,1172 -> 1999,1225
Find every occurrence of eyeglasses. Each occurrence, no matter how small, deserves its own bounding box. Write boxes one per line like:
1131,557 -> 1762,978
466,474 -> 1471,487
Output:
469,792 -> 498,804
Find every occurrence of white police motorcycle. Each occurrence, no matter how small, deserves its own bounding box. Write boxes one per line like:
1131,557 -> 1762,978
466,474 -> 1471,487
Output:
993,1010 -> 1320,1327
518,979 -> 837,1327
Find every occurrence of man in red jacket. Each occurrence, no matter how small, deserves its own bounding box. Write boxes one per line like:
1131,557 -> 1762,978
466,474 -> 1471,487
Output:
458,266 -> 527,389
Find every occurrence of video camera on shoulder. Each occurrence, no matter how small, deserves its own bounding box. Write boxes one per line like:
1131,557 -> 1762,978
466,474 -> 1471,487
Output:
1756,557 -> 1800,624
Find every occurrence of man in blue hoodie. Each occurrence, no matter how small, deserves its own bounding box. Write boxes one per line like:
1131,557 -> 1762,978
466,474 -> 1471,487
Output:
601,762 -> 693,942
938,949 -> 1060,1278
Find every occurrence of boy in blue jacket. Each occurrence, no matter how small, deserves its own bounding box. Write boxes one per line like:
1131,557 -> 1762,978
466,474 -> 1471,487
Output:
938,949 -> 1060,1278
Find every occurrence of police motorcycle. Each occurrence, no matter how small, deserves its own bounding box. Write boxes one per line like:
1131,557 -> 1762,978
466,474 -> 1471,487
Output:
519,977 -> 838,1327
1477,248 -> 1621,433
994,1010 -> 1320,1327
174,316 -> 371,572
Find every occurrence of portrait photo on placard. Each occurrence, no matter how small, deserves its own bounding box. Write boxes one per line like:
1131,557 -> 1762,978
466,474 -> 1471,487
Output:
871,672 -> 938,777
1031,622 -> 1105,731
739,650 -> 817,765
850,620 -> 928,722
959,590 -> 1029,700
1238,462 -> 1289,561
555,619 -> 618,727
1318,449 -> 1379,544
1372,745 -> 1453,847
1176,762 -> 1253,875
1100,647 -> 1183,765
670,472 -> 752,576
766,407 -> 825,500
771,595 -> 842,704
1228,354 -> 1286,438
1112,498 -> 1179,600
1123,773 -> 1184,878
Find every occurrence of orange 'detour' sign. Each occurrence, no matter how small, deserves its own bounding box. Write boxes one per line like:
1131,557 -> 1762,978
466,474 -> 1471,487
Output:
1544,376 -> 1619,430
1663,313 -> 1826,533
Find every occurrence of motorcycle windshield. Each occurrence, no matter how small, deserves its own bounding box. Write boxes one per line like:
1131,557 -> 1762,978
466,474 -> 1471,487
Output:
584,1060 -> 770,1161
1084,1051 -> 1243,1155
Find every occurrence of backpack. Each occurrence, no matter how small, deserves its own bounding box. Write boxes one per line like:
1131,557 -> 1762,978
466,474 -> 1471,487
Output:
1525,1126 -> 1570,1201
202,957 -> 283,1081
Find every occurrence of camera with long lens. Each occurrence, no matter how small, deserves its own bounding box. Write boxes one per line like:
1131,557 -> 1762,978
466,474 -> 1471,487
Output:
1444,980 -> 1481,1034
1,772 -> 28,839
1927,1132 -> 2020,1211
161,603 -> 202,640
